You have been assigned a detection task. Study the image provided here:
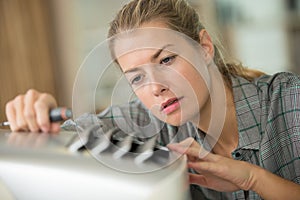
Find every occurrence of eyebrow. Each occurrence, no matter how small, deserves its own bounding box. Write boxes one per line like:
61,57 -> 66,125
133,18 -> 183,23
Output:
151,44 -> 174,61
124,44 -> 174,74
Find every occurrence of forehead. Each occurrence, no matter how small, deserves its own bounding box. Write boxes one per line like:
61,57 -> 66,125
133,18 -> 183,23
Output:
117,45 -> 176,71
112,27 -> 195,71
117,48 -> 157,71
113,29 -> 173,57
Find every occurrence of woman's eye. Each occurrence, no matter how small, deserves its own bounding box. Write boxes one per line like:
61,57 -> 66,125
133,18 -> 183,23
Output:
131,75 -> 143,85
160,55 -> 176,65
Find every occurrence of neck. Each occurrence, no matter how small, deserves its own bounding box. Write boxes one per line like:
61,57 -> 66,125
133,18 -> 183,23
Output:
195,67 -> 239,157
213,87 -> 238,157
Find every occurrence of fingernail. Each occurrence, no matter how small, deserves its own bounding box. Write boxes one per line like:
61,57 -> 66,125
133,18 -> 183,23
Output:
41,126 -> 49,133
167,143 -> 177,149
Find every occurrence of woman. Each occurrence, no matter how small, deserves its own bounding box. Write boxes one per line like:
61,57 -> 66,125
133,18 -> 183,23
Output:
5,0 -> 300,199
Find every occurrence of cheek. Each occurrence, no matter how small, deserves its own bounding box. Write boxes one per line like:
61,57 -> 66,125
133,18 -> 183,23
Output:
178,65 -> 205,90
135,89 -> 152,107
178,65 -> 210,102
135,89 -> 163,119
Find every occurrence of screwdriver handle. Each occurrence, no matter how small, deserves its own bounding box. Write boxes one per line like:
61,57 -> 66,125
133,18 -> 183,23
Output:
49,107 -> 72,122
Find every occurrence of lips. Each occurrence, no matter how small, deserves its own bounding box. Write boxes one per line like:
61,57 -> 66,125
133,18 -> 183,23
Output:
161,98 -> 179,109
161,97 -> 183,114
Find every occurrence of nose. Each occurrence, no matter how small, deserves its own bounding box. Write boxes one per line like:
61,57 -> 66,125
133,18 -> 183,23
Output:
151,82 -> 168,97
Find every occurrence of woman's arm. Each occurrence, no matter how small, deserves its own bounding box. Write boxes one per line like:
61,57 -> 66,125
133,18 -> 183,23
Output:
252,165 -> 300,200
167,137 -> 300,199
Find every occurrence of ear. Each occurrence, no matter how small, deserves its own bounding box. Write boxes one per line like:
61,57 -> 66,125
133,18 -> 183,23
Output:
199,29 -> 214,63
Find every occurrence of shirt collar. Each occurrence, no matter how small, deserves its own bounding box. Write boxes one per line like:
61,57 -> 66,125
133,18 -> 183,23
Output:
231,76 -> 261,150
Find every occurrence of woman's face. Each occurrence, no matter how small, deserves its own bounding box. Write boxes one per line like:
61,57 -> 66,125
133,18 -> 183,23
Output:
114,22 -> 212,126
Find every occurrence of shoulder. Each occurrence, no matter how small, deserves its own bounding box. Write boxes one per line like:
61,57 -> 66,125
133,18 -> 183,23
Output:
255,72 -> 300,131
256,73 -> 300,180
254,72 -> 300,95
231,72 -> 300,106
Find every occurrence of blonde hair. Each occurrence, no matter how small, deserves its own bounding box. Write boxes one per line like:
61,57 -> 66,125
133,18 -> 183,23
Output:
108,0 -> 264,87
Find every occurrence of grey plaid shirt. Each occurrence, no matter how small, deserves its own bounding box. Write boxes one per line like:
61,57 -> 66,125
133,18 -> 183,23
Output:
63,72 -> 300,200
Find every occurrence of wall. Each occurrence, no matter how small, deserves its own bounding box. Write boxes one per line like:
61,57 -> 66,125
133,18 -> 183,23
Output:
215,0 -> 299,74
0,0 -> 57,123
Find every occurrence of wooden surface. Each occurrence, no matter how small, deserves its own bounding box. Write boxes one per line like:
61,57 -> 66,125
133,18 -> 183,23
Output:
0,0 -> 58,122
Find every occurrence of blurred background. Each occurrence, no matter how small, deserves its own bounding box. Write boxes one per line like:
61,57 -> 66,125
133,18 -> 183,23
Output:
0,0 -> 300,123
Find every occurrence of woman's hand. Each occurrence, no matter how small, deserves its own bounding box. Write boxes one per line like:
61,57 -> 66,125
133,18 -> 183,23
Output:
5,89 -> 60,133
167,137 -> 258,192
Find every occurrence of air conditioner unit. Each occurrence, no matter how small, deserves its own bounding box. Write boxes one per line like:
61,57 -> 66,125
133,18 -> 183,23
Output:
0,130 -> 190,200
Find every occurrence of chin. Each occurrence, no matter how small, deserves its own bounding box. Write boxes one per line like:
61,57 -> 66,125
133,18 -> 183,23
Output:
165,115 -> 188,126
166,120 -> 185,127
153,110 -> 191,126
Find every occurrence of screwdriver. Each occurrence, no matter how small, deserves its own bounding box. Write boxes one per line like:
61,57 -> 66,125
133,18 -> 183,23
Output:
0,107 -> 72,126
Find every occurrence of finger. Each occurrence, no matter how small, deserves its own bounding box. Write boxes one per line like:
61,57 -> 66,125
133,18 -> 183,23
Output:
189,172 -> 239,192
50,122 -> 61,134
178,137 -> 196,147
168,142 -> 213,161
181,138 -> 211,159
188,160 -> 221,176
13,95 -> 28,131
24,89 -> 39,132
34,93 -> 57,133
168,144 -> 200,162
189,173 -> 208,187
167,137 -> 194,152
5,101 -> 18,131
35,101 -> 50,133
178,138 -> 208,154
